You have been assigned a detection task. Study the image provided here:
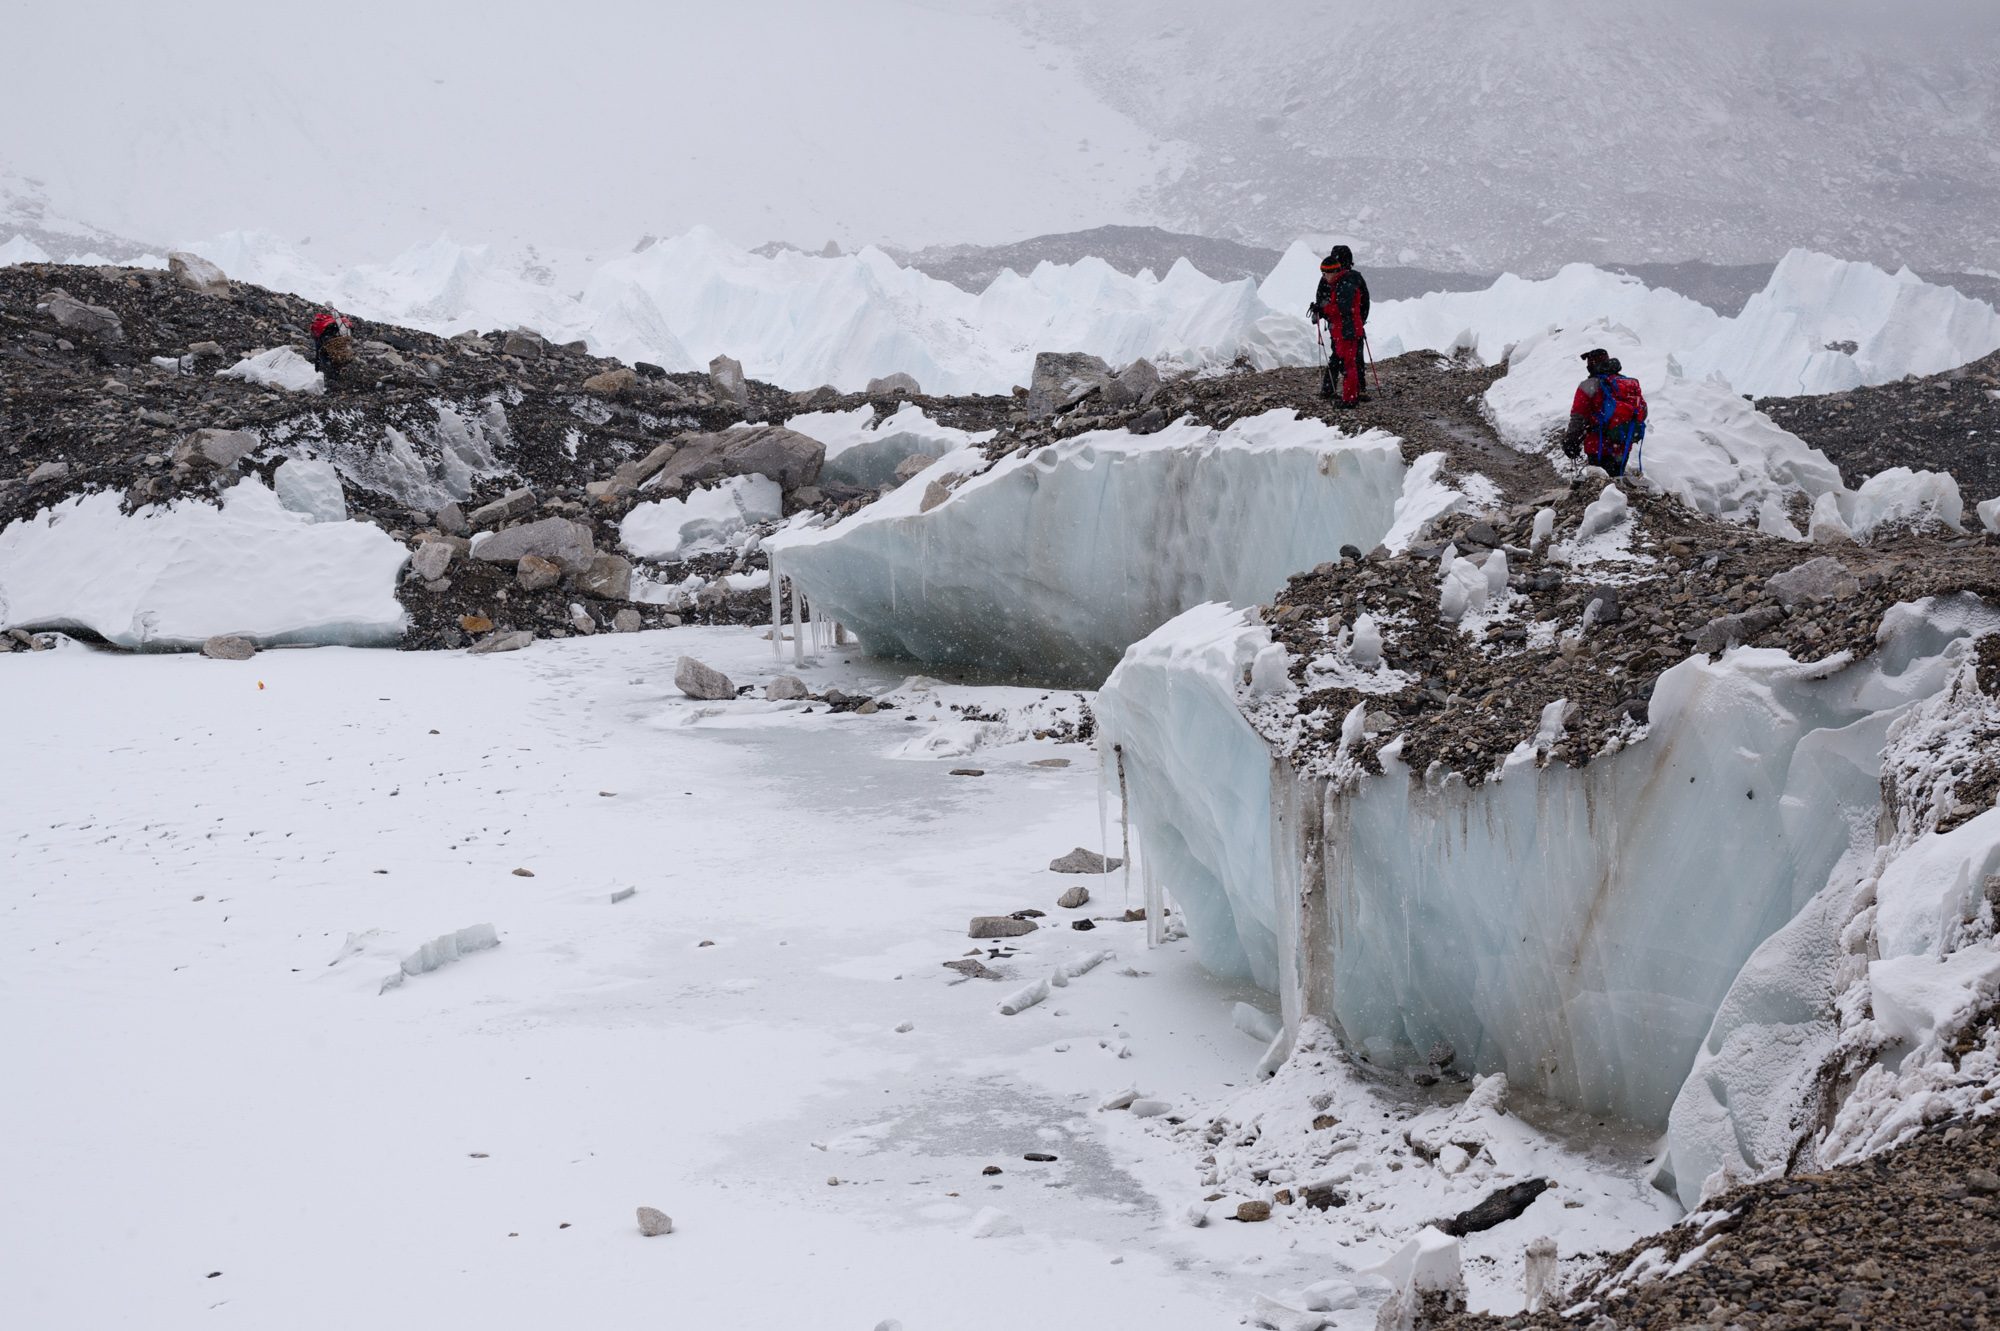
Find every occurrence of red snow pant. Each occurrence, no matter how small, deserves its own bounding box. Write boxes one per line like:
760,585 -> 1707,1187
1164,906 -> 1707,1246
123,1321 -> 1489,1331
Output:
1330,334 -> 1365,406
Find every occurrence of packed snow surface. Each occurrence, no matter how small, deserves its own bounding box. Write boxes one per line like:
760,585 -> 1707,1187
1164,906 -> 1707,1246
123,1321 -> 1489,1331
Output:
769,411 -> 1423,685
0,481 -> 408,648
217,346 -> 323,394
0,627 -> 1677,1328
1097,595 -> 1995,1130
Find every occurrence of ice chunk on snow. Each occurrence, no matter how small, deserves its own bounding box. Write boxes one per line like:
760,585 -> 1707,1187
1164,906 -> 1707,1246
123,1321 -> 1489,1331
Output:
1348,613 -> 1383,670
1574,484 -> 1629,542
272,458 -> 348,523
769,412 -> 1422,686
1980,497 -> 2000,535
965,1206 -> 1023,1238
0,482 -> 408,648
219,346 -> 323,393
1233,1001 -> 1281,1044
379,923 -> 499,993
620,475 -> 783,560
1438,557 -> 1488,624
1367,1226 -> 1465,1296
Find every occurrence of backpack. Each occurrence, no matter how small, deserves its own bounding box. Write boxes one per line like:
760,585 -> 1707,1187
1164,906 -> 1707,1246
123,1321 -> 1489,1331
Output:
1592,373 -> 1647,465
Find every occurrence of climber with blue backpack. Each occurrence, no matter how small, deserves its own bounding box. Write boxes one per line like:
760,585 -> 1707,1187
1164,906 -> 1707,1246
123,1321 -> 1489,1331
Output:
1563,347 -> 1648,477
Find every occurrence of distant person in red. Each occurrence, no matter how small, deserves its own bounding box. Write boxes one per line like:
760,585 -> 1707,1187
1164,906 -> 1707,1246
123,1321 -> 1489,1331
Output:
1309,245 -> 1371,407
310,310 -> 355,385
1563,347 -> 1649,477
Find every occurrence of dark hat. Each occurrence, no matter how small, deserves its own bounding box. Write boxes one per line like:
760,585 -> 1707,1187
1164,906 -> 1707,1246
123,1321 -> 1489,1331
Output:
1580,347 -> 1610,364
1326,244 -> 1354,267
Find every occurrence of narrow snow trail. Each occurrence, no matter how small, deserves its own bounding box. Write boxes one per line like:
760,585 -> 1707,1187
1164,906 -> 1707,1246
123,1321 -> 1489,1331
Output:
0,629 -> 1284,1330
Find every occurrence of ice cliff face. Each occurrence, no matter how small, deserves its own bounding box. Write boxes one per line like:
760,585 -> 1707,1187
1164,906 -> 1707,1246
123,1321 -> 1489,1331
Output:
1097,596 -> 1997,1140
767,412 -> 1446,686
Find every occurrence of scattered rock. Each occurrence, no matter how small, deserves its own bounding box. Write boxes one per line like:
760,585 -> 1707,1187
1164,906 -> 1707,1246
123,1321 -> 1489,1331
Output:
1691,604 -> 1786,655
1057,885 -> 1090,909
582,367 -> 638,397
435,501 -> 470,537
26,460 -> 69,484
949,768 -> 985,777
500,329 -> 546,359
920,479 -> 952,512
612,608 -> 643,633
1236,1200 -> 1272,1222
1023,1152 -> 1057,1163
1049,847 -> 1123,874
467,488 -> 537,530
41,291 -> 124,340
200,635 -> 256,660
411,540 -> 454,581
766,675 -> 811,701
894,452 -> 940,483
968,916 -> 1037,939
675,656 -> 736,700
459,614 -> 494,633
574,553 -> 633,601
942,957 -> 1001,979
516,554 -> 561,591
636,1206 -> 673,1237
1436,1178 -> 1551,1237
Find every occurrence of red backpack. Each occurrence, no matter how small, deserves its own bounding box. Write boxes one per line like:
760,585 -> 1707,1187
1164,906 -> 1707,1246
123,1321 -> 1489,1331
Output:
1592,373 -> 1648,461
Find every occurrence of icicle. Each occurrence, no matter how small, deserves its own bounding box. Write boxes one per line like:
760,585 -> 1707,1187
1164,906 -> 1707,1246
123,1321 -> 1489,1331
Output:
790,578 -> 806,667
1143,844 -> 1164,948
1116,744 -> 1133,917
1096,742 -> 1113,892
769,550 -> 783,657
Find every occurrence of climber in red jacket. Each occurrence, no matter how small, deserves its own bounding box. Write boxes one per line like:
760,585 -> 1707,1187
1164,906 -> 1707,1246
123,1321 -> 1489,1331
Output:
310,310 -> 355,385
1309,245 -> 1371,407
1563,347 -> 1649,478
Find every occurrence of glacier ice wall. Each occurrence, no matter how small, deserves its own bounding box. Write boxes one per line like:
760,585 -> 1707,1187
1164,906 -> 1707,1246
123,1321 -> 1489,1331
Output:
1097,596 -> 1993,1130
766,412 -> 1420,686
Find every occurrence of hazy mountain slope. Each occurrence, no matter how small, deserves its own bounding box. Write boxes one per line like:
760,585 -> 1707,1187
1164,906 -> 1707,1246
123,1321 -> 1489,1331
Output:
1036,0 -> 2000,271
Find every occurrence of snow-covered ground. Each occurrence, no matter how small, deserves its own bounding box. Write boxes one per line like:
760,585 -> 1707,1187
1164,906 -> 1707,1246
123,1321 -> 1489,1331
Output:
1,628 -> 1677,1328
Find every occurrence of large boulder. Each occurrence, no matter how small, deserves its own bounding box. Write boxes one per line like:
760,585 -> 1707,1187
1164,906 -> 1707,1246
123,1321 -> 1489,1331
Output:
501,329 -> 547,359
866,372 -> 922,397
40,291 -> 124,341
720,426 -> 824,491
410,539 -> 454,581
1025,352 -> 1114,419
1766,556 -> 1860,609
656,426 -> 824,492
167,251 -> 230,297
174,428 -> 258,470
200,635 -> 257,660
709,355 -> 749,406
614,439 -> 681,490
583,367 -> 637,397
1102,358 -> 1161,408
472,517 -> 596,573
675,656 -> 736,700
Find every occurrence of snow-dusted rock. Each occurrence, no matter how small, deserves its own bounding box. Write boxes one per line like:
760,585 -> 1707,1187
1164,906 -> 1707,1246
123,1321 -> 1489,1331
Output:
176,428 -> 259,470
467,630 -> 534,655
200,634 -> 256,660
1056,885 -> 1090,909
635,1206 -> 673,1237
167,250 -> 229,297
765,674 -> 810,701
969,916 -> 1036,939
574,553 -> 632,601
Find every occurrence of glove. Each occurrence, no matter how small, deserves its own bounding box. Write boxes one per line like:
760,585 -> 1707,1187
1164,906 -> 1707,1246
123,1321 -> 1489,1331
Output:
1561,437 -> 1581,459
